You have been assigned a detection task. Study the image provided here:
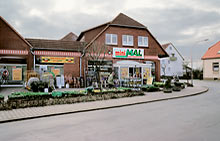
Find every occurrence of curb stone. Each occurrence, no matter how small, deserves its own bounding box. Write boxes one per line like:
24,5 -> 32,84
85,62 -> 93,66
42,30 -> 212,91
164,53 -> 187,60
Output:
0,86 -> 208,124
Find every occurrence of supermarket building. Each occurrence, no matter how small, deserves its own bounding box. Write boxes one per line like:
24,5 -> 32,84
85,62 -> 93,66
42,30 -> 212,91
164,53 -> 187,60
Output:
0,13 -> 168,86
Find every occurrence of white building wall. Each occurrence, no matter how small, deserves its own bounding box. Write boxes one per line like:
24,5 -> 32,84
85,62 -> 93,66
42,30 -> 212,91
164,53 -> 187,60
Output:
203,59 -> 220,79
160,44 -> 184,77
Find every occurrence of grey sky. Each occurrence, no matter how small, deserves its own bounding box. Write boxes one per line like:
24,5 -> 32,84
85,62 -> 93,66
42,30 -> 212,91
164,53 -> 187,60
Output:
1,0 -> 220,61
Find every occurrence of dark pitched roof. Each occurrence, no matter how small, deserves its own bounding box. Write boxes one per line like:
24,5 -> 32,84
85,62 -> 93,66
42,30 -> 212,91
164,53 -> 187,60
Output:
77,13 -> 146,41
110,13 -> 146,28
26,38 -> 85,52
61,32 -> 78,41
76,13 -> 168,58
202,41 -> 220,60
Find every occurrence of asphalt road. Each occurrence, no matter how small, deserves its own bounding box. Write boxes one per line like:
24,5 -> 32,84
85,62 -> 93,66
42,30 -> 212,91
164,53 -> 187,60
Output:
0,80 -> 220,141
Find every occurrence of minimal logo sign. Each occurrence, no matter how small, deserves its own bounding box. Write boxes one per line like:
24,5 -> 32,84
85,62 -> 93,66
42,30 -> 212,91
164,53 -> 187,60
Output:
113,48 -> 144,59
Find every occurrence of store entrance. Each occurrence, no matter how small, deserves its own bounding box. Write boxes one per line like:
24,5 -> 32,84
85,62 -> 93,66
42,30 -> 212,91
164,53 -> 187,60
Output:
113,61 -> 151,87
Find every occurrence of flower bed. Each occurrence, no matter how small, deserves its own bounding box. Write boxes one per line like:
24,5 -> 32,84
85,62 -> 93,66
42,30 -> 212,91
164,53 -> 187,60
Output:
0,88 -> 144,110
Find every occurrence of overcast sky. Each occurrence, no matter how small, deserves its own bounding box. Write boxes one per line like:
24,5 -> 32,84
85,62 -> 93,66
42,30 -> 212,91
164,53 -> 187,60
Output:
1,0 -> 220,62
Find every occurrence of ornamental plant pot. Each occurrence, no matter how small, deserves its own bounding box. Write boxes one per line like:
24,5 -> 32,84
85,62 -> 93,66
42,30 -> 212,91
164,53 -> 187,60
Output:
172,86 -> 181,92
163,88 -> 172,93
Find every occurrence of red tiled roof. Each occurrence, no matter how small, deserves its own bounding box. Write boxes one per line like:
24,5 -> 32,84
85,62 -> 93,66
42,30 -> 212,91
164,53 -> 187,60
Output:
202,41 -> 220,60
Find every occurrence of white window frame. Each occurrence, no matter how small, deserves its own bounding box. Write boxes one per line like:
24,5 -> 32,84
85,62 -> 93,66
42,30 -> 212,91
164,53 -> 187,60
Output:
213,62 -> 219,71
122,35 -> 134,46
105,34 -> 117,45
138,36 -> 148,47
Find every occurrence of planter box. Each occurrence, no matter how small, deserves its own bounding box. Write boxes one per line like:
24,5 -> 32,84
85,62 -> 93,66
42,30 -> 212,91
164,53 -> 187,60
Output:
163,88 -> 172,93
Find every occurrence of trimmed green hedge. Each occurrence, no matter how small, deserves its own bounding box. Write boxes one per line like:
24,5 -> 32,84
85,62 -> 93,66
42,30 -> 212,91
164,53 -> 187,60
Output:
153,82 -> 165,88
8,92 -> 50,100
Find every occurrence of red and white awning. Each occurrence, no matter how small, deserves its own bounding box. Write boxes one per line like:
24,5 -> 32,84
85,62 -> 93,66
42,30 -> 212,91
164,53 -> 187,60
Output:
0,49 -> 28,55
35,51 -> 81,57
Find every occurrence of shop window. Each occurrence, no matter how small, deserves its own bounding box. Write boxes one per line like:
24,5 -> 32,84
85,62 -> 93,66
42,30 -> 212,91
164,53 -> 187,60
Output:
138,36 -> 148,47
213,62 -> 219,71
114,67 -> 119,79
106,34 -> 117,45
129,67 -> 142,78
122,35 -> 133,46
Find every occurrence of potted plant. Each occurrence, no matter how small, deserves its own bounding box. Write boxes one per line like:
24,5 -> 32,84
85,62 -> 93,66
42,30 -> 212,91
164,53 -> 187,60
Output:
163,78 -> 172,93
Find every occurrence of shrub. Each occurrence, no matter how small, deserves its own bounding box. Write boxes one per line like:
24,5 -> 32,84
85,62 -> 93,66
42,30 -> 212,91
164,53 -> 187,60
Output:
141,85 -> 159,92
8,92 -> 50,100
164,78 -> 172,89
0,95 -> 4,101
31,81 -> 39,92
153,82 -> 165,88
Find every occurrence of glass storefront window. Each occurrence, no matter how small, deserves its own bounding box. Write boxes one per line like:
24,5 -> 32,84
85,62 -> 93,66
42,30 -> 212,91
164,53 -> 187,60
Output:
129,67 -> 142,78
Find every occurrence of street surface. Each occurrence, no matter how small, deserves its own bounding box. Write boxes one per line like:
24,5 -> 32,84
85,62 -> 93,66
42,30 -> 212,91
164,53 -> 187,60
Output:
0,80 -> 220,141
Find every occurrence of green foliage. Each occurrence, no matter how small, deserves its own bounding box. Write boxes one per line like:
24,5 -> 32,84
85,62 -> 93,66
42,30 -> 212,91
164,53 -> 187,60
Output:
8,92 -> 50,100
31,81 -> 39,92
141,85 -> 159,92
164,78 -> 172,89
153,82 -> 165,88
51,91 -> 63,97
62,90 -> 87,97
0,95 -> 4,100
30,81 -> 53,92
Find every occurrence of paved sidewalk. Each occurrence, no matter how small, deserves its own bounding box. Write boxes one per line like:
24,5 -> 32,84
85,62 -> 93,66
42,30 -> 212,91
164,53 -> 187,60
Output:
0,86 -> 208,123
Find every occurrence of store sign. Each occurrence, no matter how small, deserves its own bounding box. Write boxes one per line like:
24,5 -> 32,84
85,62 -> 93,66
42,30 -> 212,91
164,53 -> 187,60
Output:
41,57 -> 74,63
113,48 -> 144,59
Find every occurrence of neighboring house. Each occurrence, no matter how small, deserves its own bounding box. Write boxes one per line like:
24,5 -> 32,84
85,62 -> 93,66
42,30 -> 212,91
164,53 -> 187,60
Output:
161,43 -> 184,77
77,13 -> 168,82
60,32 -> 78,41
202,41 -> 220,80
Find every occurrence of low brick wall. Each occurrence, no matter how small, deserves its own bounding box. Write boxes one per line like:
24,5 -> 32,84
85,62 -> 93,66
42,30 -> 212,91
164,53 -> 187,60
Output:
0,91 -> 144,110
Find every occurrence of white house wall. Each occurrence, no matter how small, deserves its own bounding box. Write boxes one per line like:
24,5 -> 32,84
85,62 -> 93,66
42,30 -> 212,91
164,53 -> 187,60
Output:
160,44 -> 184,77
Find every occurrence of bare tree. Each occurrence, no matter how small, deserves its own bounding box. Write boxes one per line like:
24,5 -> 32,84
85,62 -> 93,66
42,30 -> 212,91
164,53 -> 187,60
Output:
86,42 -> 109,89
161,63 -> 167,77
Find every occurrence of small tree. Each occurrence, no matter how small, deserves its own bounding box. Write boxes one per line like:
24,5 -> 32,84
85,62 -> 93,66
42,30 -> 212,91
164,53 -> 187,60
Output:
86,42 -> 109,89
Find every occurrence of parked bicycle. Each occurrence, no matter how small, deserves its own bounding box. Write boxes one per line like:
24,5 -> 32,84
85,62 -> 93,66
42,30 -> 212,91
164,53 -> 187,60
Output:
0,66 -> 9,85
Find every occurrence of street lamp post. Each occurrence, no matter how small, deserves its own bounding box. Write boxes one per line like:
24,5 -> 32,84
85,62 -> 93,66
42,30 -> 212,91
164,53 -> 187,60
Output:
191,39 -> 209,86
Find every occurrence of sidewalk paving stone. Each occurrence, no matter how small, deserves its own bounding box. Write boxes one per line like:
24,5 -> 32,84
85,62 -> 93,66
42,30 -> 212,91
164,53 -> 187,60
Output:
0,86 -> 208,123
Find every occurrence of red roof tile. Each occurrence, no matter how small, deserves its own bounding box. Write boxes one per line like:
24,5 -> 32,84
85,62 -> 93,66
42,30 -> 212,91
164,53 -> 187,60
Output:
202,41 -> 220,60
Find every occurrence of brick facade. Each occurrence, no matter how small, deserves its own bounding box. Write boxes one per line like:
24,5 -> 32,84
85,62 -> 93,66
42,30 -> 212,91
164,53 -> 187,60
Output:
0,16 -> 33,70
81,25 -> 167,81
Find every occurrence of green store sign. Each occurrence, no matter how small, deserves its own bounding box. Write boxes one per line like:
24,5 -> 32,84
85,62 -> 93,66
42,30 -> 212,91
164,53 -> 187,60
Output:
113,48 -> 144,59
